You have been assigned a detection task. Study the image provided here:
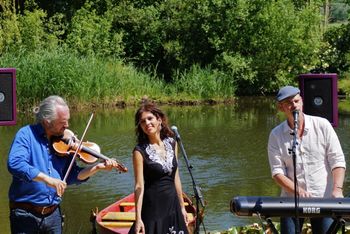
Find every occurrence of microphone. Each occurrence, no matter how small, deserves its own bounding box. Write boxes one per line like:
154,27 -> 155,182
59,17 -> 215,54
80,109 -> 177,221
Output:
292,110 -> 299,125
171,126 -> 181,140
171,125 -> 206,210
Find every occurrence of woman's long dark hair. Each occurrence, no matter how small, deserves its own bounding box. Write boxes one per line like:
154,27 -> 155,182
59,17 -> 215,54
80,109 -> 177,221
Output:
135,102 -> 174,144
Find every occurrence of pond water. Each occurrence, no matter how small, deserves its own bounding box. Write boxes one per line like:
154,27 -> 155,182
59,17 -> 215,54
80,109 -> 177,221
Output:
0,97 -> 349,233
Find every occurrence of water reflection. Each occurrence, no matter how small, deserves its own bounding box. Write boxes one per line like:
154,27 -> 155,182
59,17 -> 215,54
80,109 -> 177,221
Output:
0,98 -> 349,233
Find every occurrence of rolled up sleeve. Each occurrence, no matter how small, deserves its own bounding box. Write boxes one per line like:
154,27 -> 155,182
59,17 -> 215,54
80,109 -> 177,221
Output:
325,121 -> 346,170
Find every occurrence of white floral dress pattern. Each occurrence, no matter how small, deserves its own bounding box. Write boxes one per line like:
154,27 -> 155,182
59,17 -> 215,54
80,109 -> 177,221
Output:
145,137 -> 174,175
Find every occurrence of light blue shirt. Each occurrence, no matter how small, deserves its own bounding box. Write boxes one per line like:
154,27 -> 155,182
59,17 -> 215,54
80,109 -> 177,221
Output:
268,114 -> 346,197
7,123 -> 86,206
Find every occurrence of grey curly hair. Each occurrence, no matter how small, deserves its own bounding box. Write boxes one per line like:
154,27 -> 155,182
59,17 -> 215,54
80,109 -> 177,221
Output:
34,96 -> 68,124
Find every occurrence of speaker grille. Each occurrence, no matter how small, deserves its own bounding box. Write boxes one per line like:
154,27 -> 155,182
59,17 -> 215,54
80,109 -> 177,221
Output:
0,73 -> 14,121
303,78 -> 333,122
0,68 -> 16,125
299,73 -> 338,127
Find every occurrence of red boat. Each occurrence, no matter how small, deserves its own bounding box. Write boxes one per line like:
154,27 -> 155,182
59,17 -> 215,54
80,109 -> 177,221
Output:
92,193 -> 197,234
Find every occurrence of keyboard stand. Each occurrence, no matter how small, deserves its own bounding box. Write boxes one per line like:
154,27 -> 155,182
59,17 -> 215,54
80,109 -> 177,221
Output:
327,217 -> 346,234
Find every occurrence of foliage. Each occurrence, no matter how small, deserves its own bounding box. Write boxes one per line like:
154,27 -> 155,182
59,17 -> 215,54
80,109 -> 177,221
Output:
171,64 -> 237,100
223,222 -> 350,234
221,0 -> 322,94
201,0 -> 322,94
320,23 -> 350,74
0,49 -> 235,109
107,0 -> 324,94
1,0 -> 350,99
292,0 -> 324,9
0,4 -> 61,53
110,1 -> 163,68
18,9 -> 49,51
214,52 -> 256,95
0,48 -> 164,108
0,1 -> 21,54
330,1 -> 350,23
339,75 -> 350,96
66,1 -> 124,58
339,98 -> 350,114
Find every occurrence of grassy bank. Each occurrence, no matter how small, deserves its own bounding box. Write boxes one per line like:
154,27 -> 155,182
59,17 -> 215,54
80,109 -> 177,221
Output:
1,49 -> 349,112
0,49 -> 236,111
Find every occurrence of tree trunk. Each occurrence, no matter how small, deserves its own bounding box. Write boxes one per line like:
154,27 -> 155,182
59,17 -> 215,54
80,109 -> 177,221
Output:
324,0 -> 330,29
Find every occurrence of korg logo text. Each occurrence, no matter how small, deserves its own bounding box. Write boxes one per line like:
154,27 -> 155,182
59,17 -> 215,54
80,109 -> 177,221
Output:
303,207 -> 320,214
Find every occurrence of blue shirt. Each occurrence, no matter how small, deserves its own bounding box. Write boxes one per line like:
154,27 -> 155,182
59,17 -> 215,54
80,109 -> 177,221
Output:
7,123 -> 87,206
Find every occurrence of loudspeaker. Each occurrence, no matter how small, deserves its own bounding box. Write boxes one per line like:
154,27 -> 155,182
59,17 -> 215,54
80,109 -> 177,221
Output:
299,73 -> 338,127
0,68 -> 17,126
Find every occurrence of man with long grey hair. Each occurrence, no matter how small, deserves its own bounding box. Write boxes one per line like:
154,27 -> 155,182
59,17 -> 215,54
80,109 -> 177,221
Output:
7,95 -> 125,234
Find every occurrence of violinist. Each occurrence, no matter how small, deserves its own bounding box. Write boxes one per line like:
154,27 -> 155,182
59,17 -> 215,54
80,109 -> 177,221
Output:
7,95 -> 124,234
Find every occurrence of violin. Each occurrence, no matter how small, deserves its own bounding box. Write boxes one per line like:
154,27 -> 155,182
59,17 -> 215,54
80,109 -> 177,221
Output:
52,129 -> 128,172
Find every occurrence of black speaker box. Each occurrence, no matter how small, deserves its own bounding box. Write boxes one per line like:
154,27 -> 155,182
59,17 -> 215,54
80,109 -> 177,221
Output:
299,73 -> 338,127
0,68 -> 17,126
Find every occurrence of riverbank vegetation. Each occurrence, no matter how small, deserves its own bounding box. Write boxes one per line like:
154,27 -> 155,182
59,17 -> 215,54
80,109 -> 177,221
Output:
0,49 -> 235,110
1,0 -> 350,110
219,222 -> 350,234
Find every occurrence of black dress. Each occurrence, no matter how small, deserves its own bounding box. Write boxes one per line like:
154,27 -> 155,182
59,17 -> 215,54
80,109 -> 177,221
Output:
129,137 -> 188,234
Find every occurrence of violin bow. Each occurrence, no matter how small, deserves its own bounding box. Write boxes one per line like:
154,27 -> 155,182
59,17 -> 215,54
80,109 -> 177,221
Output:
63,112 -> 94,182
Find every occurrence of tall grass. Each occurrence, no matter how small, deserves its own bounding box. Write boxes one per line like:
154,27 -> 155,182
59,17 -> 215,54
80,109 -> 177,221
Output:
339,74 -> 350,96
171,65 -> 236,101
0,49 -> 236,110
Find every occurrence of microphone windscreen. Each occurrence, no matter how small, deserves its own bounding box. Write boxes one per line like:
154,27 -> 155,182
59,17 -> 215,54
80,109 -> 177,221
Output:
292,110 -> 299,119
171,125 -> 180,140
171,126 -> 177,131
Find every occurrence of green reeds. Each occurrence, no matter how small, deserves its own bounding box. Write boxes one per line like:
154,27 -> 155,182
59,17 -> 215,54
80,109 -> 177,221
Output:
0,48 -> 236,111
1,48 -> 164,109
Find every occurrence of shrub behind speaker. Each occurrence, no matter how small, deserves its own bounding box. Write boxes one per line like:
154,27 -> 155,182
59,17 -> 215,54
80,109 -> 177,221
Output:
299,73 -> 338,127
0,68 -> 17,126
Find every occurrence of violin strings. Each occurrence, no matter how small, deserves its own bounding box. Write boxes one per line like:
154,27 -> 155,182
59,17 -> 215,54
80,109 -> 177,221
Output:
63,113 -> 94,182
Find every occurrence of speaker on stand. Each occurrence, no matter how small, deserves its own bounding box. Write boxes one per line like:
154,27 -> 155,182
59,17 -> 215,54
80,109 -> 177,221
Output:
0,68 -> 17,126
298,73 -> 338,127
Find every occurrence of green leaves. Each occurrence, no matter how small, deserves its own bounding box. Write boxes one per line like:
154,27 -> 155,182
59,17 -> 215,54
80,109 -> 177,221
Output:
2,0 -> 349,96
66,2 -> 124,57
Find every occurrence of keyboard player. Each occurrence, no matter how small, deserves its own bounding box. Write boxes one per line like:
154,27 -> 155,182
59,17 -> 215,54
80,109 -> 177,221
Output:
267,86 -> 346,234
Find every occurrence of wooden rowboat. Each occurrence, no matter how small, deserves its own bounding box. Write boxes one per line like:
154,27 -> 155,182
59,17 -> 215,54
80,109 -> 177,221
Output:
91,193 -> 197,234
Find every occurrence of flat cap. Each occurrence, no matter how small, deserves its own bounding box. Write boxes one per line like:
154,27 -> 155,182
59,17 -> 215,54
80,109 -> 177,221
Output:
276,86 -> 300,102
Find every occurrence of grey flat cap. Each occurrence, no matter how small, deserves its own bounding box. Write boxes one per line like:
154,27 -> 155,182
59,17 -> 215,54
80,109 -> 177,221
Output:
276,86 -> 300,102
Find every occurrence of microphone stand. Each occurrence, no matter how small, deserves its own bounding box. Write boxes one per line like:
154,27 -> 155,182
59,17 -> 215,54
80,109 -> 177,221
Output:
173,129 -> 205,234
292,111 -> 300,234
